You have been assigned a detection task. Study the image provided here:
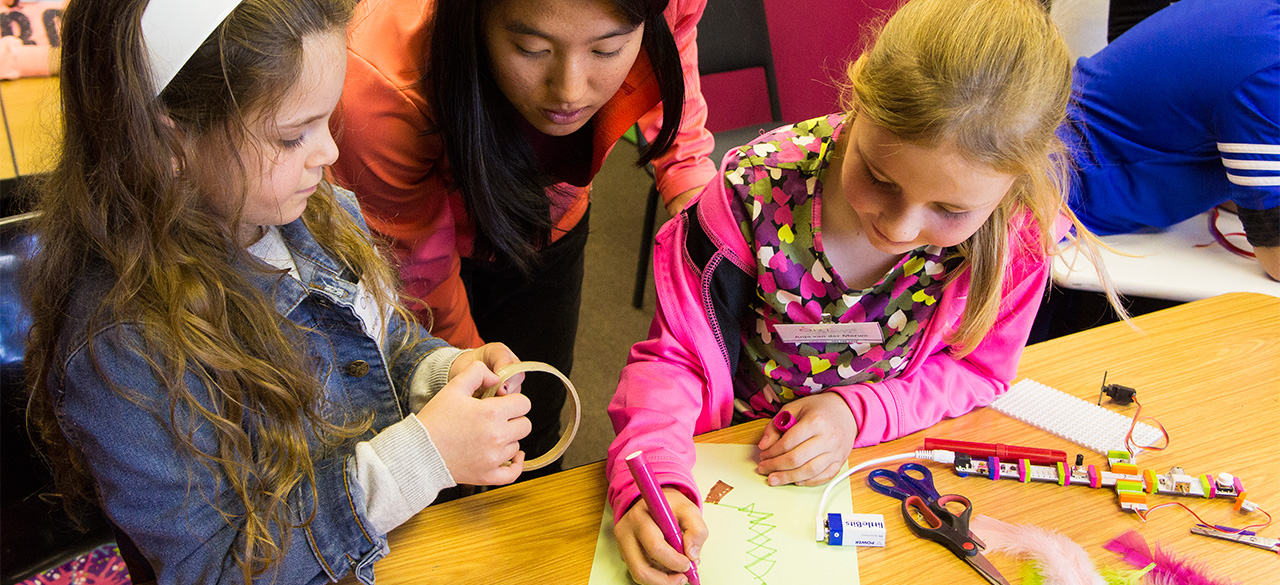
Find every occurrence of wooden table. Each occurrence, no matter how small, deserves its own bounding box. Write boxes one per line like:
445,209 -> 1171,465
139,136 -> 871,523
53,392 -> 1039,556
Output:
349,292 -> 1279,584
0,76 -> 60,181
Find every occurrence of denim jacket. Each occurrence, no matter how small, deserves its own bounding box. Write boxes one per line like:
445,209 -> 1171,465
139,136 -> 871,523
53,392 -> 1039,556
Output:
50,187 -> 449,584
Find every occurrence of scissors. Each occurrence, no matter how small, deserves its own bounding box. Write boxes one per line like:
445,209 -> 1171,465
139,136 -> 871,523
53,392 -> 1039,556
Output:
868,463 -> 1011,585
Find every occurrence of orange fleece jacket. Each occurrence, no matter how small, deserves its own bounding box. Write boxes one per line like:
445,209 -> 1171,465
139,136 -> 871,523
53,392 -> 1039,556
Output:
331,0 -> 717,347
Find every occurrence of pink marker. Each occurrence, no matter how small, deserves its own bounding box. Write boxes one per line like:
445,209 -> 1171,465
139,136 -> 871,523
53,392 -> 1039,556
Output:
773,410 -> 796,433
625,450 -> 701,585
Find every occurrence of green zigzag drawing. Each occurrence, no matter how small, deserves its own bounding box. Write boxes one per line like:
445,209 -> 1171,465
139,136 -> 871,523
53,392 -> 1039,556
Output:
713,502 -> 778,583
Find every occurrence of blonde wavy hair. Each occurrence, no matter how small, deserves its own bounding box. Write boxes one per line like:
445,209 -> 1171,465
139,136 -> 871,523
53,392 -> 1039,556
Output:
846,0 -> 1121,353
24,0 -> 426,579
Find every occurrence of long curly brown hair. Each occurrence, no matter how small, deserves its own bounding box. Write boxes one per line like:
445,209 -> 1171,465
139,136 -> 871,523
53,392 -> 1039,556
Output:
21,0 -> 426,579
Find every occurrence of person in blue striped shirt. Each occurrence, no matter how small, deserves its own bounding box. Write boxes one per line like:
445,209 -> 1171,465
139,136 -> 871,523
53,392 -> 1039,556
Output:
1061,0 -> 1280,280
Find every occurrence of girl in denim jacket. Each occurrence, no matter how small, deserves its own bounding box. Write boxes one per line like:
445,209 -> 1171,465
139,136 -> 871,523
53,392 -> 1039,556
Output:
22,0 -> 531,582
605,1 -> 1123,583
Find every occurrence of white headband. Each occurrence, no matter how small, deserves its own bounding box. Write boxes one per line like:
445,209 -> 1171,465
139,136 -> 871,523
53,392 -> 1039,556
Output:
141,0 -> 247,96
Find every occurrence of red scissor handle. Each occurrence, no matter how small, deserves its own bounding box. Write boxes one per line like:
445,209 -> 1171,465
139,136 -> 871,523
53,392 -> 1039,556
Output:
902,495 -> 979,557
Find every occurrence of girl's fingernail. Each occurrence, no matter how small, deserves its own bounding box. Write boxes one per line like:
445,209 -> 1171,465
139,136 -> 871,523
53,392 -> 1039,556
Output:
689,546 -> 701,560
767,476 -> 779,486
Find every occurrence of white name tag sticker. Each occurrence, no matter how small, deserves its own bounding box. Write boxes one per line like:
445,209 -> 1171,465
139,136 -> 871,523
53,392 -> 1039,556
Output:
774,322 -> 884,344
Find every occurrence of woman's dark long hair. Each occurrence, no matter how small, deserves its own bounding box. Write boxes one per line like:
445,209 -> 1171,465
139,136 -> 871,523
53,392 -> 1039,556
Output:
428,0 -> 685,272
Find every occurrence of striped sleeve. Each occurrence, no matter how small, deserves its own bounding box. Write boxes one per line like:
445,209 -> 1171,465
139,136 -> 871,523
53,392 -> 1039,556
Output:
1218,63 -> 1280,210
1220,142 -> 1280,187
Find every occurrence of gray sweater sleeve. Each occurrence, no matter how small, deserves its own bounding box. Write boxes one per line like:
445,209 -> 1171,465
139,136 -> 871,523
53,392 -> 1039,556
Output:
353,347 -> 465,534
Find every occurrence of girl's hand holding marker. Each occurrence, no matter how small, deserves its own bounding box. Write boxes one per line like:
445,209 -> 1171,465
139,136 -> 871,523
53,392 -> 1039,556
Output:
757,395 -> 860,487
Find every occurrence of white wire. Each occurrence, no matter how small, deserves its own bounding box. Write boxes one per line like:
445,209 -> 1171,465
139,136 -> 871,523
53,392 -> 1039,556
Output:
814,450 -> 956,541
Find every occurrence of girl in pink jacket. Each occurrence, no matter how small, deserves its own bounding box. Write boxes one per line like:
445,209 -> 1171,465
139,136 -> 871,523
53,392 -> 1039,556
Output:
606,0 -> 1119,583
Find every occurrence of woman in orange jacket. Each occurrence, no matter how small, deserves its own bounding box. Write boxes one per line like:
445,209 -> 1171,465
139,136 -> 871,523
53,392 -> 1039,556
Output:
332,0 -> 717,473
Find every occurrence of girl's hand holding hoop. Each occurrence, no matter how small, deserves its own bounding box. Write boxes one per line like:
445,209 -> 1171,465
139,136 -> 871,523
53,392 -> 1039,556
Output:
449,342 -> 525,394
417,361 -> 531,486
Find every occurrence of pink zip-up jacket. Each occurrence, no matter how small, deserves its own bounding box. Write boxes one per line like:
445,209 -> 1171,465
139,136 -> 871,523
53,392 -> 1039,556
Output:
606,127 -> 1063,520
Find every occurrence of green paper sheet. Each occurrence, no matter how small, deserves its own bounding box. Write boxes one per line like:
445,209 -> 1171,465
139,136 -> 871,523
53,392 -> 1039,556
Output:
588,443 -> 860,584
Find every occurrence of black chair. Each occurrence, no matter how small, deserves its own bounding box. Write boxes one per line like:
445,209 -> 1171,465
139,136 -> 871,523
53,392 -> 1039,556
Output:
631,0 -> 784,308
0,211 -> 116,584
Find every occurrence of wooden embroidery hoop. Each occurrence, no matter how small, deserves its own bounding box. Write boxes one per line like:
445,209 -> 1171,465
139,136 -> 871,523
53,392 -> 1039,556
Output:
476,361 -> 581,471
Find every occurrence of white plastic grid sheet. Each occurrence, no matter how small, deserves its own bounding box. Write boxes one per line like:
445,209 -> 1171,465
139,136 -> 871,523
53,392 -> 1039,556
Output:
989,379 -> 1163,456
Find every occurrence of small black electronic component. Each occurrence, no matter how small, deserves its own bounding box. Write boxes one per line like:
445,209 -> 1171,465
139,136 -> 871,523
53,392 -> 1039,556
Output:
1097,371 -> 1137,406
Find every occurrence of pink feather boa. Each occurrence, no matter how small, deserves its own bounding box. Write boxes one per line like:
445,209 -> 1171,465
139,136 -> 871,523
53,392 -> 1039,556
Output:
1104,530 -> 1240,585
971,515 -> 1106,585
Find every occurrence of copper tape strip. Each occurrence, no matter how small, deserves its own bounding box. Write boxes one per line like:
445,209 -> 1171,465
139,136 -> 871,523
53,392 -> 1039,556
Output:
476,361 -> 580,471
